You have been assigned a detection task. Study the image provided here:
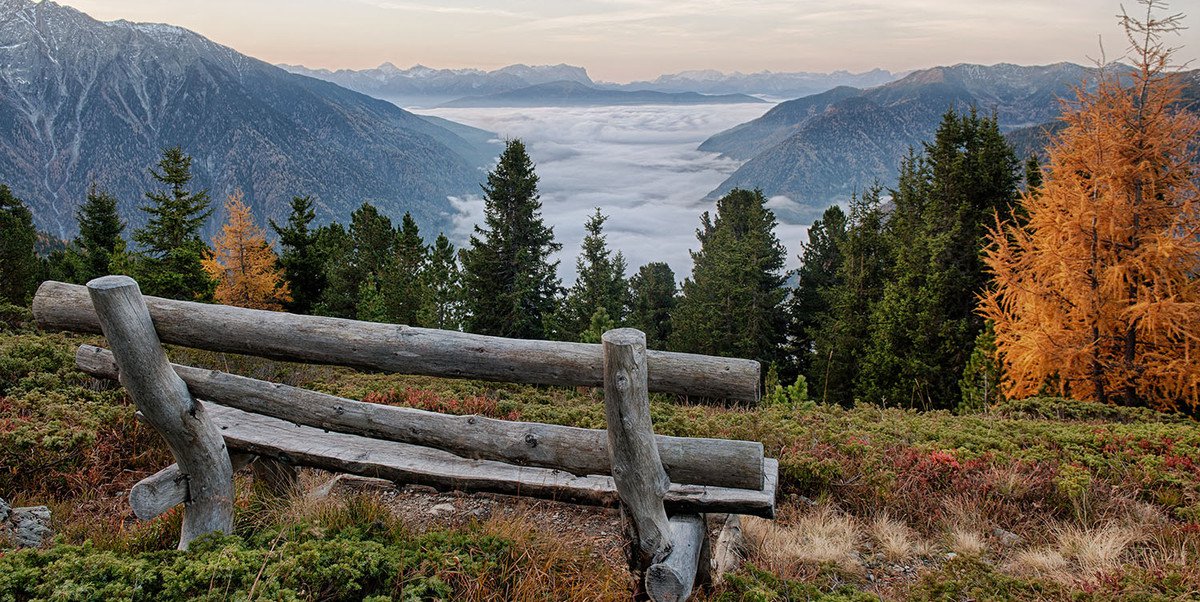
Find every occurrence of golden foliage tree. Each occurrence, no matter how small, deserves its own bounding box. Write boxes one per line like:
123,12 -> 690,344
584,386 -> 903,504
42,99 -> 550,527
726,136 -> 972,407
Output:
980,1 -> 1200,411
202,191 -> 292,311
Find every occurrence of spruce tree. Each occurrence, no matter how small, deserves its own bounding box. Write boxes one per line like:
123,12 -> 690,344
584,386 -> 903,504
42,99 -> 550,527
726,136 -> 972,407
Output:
860,109 -> 1020,408
132,146 -> 215,301
627,262 -> 677,349
312,222 -> 353,317
0,184 -> 39,305
669,188 -> 787,364
783,204 -> 847,381
419,234 -> 463,330
322,203 -> 394,320
271,196 -> 326,314
383,212 -> 428,325
74,185 -> 126,281
460,139 -> 562,339
809,186 -> 889,405
561,209 -> 629,340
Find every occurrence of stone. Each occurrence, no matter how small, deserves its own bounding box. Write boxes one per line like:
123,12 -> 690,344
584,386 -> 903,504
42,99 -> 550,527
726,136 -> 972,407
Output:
10,506 -> 52,548
428,502 -> 455,516
0,497 -> 10,523
992,527 -> 1023,547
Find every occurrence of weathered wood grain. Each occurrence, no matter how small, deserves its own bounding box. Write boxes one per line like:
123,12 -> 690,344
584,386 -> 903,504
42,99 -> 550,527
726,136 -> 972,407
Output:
85,276 -> 234,549
128,402 -> 779,518
129,453 -> 254,521
710,514 -> 744,585
646,514 -> 707,602
76,345 -> 764,490
35,280 -> 760,402
603,328 -> 673,567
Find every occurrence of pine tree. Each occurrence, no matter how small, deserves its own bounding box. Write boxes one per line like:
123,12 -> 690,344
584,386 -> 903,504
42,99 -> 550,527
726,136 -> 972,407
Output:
419,233 -> 463,330
202,191 -> 291,310
809,186 -> 889,405
383,212 -> 428,325
0,184 -> 38,305
981,2 -> 1200,411
627,262 -> 677,349
670,188 -> 787,364
271,196 -> 326,314
312,222 -> 354,317
579,307 -> 616,344
860,109 -> 1020,408
783,204 -> 847,381
73,185 -> 126,281
132,146 -> 215,301
460,139 -> 562,339
561,209 -> 629,340
320,202 -> 394,319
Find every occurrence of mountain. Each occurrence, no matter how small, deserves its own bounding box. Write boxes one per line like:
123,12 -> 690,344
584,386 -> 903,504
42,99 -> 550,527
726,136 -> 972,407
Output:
0,0 -> 499,239
279,62 -> 595,108
437,80 -> 767,108
699,62 -> 1105,221
601,68 -> 898,99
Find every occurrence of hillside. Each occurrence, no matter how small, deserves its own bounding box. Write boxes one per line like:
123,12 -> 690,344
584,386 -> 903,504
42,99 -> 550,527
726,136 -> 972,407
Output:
2,321 -> 1198,600
0,0 -> 498,239
438,80 -> 767,108
605,67 -> 898,98
700,62 -> 1097,218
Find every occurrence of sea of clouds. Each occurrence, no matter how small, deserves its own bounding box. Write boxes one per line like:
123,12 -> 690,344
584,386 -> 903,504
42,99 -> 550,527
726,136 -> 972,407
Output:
416,103 -> 812,284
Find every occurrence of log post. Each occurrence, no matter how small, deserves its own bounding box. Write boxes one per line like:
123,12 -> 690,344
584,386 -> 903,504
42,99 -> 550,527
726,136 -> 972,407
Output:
602,328 -> 673,572
86,276 -> 234,549
646,514 -> 707,602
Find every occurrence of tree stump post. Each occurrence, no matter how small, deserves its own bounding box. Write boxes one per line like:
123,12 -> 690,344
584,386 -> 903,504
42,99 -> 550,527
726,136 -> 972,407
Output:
87,276 -> 234,549
602,328 -> 673,586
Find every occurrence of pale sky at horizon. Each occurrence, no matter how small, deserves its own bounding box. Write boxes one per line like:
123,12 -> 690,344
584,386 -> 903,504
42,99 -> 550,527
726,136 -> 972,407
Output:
51,0 -> 1200,82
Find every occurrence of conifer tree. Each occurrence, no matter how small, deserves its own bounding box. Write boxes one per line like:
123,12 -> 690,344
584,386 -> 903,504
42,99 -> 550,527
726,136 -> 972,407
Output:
383,212 -> 429,325
320,202 -> 393,319
202,191 -> 291,310
561,209 -> 629,340
981,2 -> 1200,411
312,222 -> 353,317
670,188 -> 787,364
419,233 -> 463,330
860,109 -> 1020,408
627,262 -> 677,349
0,184 -> 38,305
132,146 -> 215,301
73,185 -> 126,281
579,307 -> 616,344
271,196 -> 326,314
809,186 -> 889,405
460,140 -> 562,339
784,204 -> 847,381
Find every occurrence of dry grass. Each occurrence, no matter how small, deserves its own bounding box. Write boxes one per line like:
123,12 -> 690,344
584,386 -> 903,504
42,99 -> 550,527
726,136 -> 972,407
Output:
1056,523 -> 1137,574
947,527 -> 987,556
743,505 -> 862,576
871,513 -> 922,562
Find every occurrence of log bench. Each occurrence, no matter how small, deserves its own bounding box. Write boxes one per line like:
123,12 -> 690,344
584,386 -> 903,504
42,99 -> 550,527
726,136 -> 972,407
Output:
33,276 -> 776,601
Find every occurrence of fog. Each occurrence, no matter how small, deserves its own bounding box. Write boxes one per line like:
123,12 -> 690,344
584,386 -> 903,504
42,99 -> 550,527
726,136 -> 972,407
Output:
416,103 -> 814,284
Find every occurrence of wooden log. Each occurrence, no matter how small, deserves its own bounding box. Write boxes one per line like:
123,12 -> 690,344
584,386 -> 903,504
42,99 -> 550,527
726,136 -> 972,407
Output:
130,402 -> 779,518
129,453 -> 255,521
603,328 -> 673,567
85,276 -> 234,549
710,514 -> 744,586
35,281 -> 760,402
646,514 -> 707,602
76,345 -> 765,490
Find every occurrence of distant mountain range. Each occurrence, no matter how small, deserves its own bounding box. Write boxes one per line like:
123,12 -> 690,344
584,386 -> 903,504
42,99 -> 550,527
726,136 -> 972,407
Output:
699,62 -> 1200,222
0,0 -> 499,239
438,80 -> 766,108
281,62 -> 899,108
603,68 -> 898,99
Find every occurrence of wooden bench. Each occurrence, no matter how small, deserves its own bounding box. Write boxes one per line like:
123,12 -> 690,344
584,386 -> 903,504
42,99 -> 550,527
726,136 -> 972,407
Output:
33,276 -> 777,601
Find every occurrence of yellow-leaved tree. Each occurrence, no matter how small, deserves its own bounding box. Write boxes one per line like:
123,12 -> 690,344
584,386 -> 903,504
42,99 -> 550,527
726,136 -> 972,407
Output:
202,191 -> 292,311
980,1 -> 1200,411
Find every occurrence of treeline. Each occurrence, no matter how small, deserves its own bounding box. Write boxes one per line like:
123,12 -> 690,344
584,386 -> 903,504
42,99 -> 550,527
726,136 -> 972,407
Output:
2,16 -> 1195,412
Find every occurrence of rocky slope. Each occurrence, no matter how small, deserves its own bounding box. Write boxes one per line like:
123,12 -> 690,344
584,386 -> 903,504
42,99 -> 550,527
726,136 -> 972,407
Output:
0,0 -> 497,238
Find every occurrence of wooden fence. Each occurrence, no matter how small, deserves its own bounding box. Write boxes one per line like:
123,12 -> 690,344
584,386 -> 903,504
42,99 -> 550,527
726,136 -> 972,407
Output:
33,277 -> 778,602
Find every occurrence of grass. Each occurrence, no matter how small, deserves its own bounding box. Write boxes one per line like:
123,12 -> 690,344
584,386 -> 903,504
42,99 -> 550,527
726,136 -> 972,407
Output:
3,326 -> 1200,600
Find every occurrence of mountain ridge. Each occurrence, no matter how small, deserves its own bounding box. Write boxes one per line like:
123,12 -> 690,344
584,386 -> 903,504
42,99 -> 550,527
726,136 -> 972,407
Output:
437,80 -> 767,108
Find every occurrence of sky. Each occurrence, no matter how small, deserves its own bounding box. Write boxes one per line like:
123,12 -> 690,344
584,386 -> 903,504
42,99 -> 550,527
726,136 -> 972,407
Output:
54,0 -> 1200,82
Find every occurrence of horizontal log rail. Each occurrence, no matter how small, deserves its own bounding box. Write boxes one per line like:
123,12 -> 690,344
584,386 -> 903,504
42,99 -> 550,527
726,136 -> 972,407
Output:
35,281 -> 760,402
76,345 -> 765,490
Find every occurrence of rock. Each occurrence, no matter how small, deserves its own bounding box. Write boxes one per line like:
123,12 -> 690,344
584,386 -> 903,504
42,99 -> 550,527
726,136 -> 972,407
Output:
993,527 -> 1023,547
428,502 -> 455,516
9,506 -> 52,548
0,497 -> 10,523
945,552 -> 958,560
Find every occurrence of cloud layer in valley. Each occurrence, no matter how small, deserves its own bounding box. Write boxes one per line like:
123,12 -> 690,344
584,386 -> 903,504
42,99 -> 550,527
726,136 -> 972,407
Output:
417,103 -> 814,284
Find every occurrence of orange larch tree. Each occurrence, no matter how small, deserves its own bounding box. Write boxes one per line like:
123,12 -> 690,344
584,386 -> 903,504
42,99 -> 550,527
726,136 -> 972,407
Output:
980,1 -> 1200,411
203,191 -> 292,311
